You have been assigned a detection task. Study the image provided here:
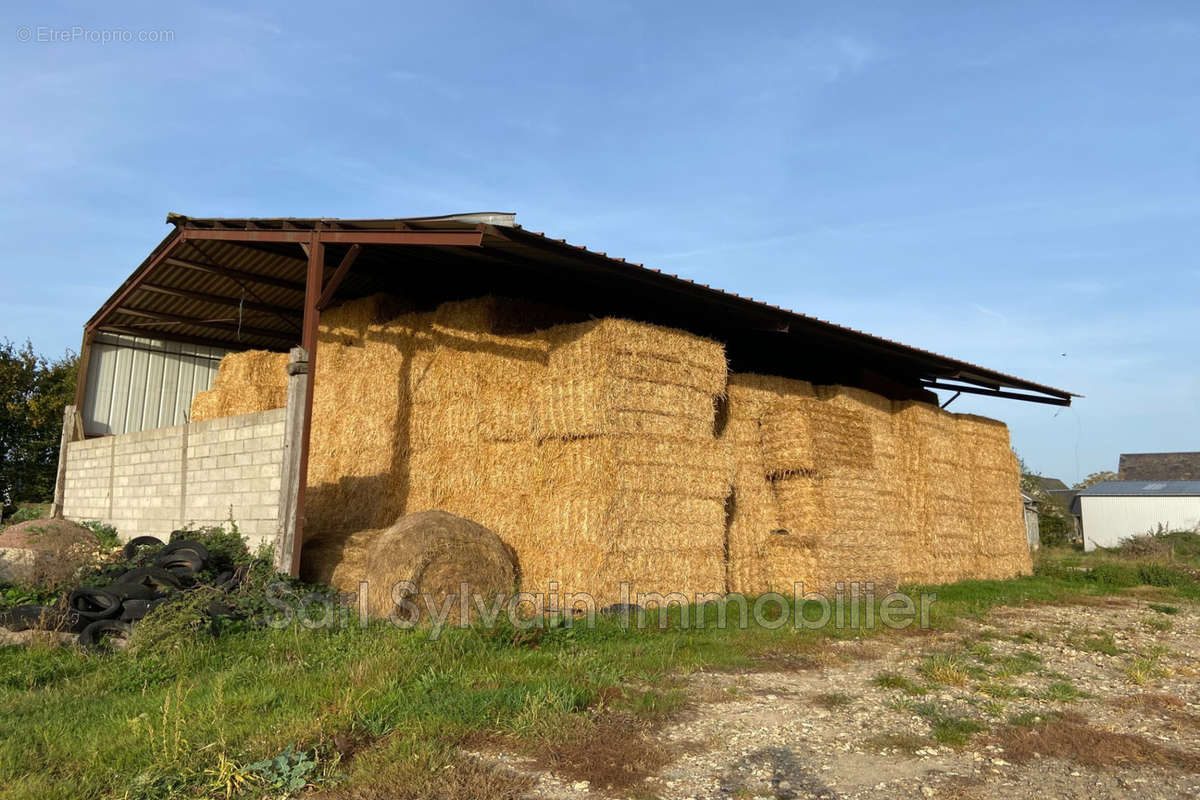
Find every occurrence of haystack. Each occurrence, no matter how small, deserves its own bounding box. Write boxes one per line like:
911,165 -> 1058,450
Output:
360,511 -> 516,621
199,291 -> 1032,605
189,350 -> 288,422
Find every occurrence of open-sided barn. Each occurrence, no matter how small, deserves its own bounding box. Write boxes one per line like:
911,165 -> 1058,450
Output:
55,213 -> 1076,607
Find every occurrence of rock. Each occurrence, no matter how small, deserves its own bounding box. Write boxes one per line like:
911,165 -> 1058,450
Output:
0,519 -> 99,588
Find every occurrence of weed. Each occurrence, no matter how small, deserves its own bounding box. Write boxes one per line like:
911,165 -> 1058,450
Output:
1148,603 -> 1179,615
1042,681 -> 1086,702
1126,653 -> 1170,686
867,732 -> 929,753
993,650 -> 1042,678
976,682 -> 1019,699
1076,632 -> 1122,656
919,653 -> 971,687
914,702 -> 987,746
812,691 -> 854,709
1143,615 -> 1173,632
79,520 -> 120,550
872,671 -> 928,695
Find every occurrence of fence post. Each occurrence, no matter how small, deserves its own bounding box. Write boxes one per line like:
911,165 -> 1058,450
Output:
274,348 -> 309,574
50,404 -> 78,520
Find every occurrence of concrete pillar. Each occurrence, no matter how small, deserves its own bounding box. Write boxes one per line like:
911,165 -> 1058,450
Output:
274,348 -> 309,574
50,404 -> 77,519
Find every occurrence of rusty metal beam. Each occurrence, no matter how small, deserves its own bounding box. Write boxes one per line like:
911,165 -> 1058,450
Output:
138,283 -> 297,317
316,244 -> 361,310
921,381 -> 1071,406
166,256 -> 306,292
87,229 -> 184,330
113,307 -> 294,342
289,231 -> 325,576
179,228 -> 483,246
98,325 -> 291,352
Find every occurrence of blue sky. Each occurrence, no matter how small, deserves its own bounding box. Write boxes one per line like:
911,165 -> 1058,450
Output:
2,1 -> 1197,482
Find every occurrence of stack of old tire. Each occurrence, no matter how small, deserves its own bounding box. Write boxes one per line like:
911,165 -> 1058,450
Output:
1,532 -> 244,651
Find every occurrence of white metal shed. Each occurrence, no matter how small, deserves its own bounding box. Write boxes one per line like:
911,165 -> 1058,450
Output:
1076,481 -> 1200,551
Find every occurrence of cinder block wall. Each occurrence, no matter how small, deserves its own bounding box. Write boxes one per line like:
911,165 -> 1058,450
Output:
62,408 -> 285,549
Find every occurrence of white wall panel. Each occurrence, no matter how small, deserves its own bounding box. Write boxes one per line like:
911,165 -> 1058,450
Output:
1080,495 -> 1200,550
81,334 -> 227,436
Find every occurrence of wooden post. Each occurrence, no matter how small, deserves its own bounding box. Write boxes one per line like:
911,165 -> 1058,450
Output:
50,404 -> 78,520
274,347 -> 309,574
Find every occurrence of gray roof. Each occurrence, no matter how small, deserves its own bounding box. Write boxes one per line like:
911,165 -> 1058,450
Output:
1077,480 -> 1200,497
1033,476 -> 1070,492
1119,452 -> 1200,482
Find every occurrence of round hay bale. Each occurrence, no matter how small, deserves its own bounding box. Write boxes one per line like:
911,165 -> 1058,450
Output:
0,519 -> 99,589
362,510 -> 516,622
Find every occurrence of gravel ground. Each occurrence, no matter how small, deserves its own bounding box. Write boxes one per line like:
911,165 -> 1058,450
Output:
473,595 -> 1200,800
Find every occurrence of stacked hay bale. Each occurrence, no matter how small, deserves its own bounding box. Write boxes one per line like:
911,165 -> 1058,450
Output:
722,374 -> 821,594
190,350 -> 288,422
300,296 -> 730,608
521,318 -> 730,605
956,414 -> 1032,580
198,292 -> 1033,606
805,387 -> 903,590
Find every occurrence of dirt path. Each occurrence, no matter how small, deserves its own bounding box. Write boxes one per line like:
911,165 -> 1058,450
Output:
473,595 -> 1200,799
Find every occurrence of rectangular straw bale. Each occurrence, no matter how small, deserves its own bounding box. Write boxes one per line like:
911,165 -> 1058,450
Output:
535,317 -> 727,439
956,413 -> 1031,578
319,294 -> 417,345
722,373 -> 818,595
188,390 -> 223,423
546,318 -> 728,382
591,546 -> 727,608
538,435 -> 731,500
189,350 -> 289,421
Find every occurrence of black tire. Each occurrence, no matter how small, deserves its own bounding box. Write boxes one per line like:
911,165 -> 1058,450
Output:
105,582 -> 158,602
78,619 -> 132,650
122,535 -> 164,560
161,539 -> 210,563
214,569 -> 244,591
154,548 -> 204,576
117,566 -> 182,593
68,588 -> 123,621
0,604 -> 50,632
119,599 -> 150,622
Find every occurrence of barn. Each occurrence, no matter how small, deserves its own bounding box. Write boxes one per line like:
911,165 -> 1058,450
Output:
53,213 -> 1075,606
1076,481 -> 1200,551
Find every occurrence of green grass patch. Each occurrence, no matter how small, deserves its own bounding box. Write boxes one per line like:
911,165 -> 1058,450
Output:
913,702 -> 988,746
1148,603 -> 1179,615
2,544 -> 1197,798
872,671 -> 928,696
1042,681 -> 1087,702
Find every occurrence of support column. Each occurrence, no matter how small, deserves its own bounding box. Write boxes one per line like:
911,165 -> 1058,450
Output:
274,347 -> 309,574
50,404 -> 78,519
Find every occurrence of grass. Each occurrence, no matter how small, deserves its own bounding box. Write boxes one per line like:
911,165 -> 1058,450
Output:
913,702 -> 988,747
1,542 -> 1197,798
811,691 -> 854,709
1125,646 -> 1172,686
872,671 -> 928,696
919,652 -> 972,686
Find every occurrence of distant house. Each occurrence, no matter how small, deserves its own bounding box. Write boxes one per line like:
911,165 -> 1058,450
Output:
1075,481 -> 1200,551
1029,476 -> 1080,541
1021,491 -> 1040,550
1119,452 -> 1200,482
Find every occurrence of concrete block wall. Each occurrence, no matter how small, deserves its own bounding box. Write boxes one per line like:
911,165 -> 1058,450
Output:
62,408 -> 286,549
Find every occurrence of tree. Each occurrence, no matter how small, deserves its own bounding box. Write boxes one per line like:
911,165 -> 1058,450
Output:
0,340 -> 77,515
1074,471 -> 1118,490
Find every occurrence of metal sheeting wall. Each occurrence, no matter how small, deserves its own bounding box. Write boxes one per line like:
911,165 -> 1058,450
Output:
82,333 -> 227,436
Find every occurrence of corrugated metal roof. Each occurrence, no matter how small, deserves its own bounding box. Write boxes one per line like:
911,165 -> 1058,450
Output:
1078,480 -> 1200,497
82,212 -> 1078,405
